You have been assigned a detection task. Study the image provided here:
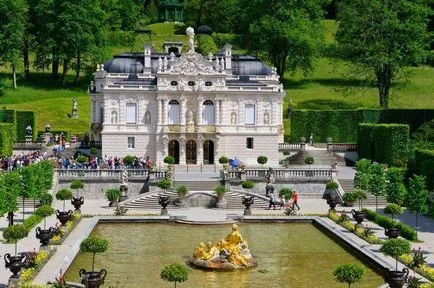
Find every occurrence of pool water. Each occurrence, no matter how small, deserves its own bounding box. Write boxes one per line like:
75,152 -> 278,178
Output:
65,223 -> 384,287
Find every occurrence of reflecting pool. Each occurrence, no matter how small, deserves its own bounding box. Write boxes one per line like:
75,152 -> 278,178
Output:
65,223 -> 383,287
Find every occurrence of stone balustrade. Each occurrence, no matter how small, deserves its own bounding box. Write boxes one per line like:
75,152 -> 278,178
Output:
226,168 -> 335,182
55,169 -> 166,181
327,143 -> 358,152
278,143 -> 305,151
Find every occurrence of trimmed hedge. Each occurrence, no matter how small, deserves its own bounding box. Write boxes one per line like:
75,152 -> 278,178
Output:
358,124 -> 409,166
0,109 -> 16,123
0,123 -> 15,156
362,208 -> 417,241
16,111 -> 37,141
414,150 -> 434,191
289,109 -> 433,142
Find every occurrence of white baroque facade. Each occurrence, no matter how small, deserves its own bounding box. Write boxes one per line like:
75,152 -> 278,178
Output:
89,28 -> 285,166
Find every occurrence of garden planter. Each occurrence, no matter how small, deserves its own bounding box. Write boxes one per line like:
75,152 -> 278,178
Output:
242,196 -> 254,216
80,269 -> 107,288
384,227 -> 401,239
71,196 -> 85,210
158,195 -> 171,215
385,268 -> 409,288
216,197 -> 227,209
4,254 -> 26,278
351,209 -> 365,225
327,198 -> 339,210
56,210 -> 73,225
108,200 -> 118,207
35,227 -> 57,246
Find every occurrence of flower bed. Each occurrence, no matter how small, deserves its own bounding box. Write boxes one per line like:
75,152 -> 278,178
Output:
362,208 -> 417,241
328,211 -> 383,244
399,253 -> 434,282
17,247 -> 56,287
50,213 -> 82,245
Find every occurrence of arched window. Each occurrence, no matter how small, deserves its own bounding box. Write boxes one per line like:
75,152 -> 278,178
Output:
144,111 -> 151,124
202,100 -> 214,125
168,99 -> 179,124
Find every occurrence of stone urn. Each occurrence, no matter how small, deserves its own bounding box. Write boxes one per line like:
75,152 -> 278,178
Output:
242,196 -> 254,216
327,198 -> 339,211
158,195 -> 171,216
56,209 -> 73,225
79,269 -> 107,288
4,253 -> 27,278
384,227 -> 401,239
216,196 -> 227,209
35,227 -> 57,246
385,268 -> 409,288
351,209 -> 365,225
71,196 -> 85,210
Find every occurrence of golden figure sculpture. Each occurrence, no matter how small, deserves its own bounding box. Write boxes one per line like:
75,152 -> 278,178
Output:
191,224 -> 254,268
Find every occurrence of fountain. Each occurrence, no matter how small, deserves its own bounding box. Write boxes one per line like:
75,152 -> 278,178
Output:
189,224 -> 257,270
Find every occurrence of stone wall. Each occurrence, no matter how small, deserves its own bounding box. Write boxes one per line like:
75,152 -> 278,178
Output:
231,182 -> 326,196
101,134 -> 156,159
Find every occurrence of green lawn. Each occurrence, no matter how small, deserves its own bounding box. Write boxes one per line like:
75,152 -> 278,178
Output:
0,21 -> 433,135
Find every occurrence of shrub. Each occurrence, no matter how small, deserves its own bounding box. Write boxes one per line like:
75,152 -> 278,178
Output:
196,34 -> 218,54
76,155 -> 88,164
363,208 -> 417,240
3,225 -> 29,254
380,238 -> 411,270
414,150 -> 434,191
175,185 -> 188,196
343,192 -> 357,204
70,180 -> 84,195
304,156 -> 314,166
383,204 -> 404,222
283,150 -> 290,156
385,167 -> 407,206
80,236 -> 109,272
56,189 -> 72,211
164,156 -> 175,165
35,205 -> 55,218
218,156 -> 229,164
16,111 -> 36,141
157,179 -> 173,191
105,188 -> 121,202
353,190 -> 368,210
214,185 -> 228,197
90,147 -> 98,156
279,188 -> 293,200
333,263 -> 365,288
0,123 -> 15,156
123,155 -> 135,166
241,180 -> 255,189
257,156 -> 268,167
38,193 -> 53,205
160,263 -> 188,288
326,180 -> 339,190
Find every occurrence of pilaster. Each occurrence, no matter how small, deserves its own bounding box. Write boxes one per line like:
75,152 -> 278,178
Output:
180,96 -> 187,125
179,135 -> 186,165
197,134 -> 204,164
197,97 -> 203,125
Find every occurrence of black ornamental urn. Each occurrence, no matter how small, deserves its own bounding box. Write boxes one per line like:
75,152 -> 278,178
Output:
80,269 -> 107,288
242,196 -> 254,216
385,268 -> 409,288
72,196 -> 85,210
327,198 -> 339,211
4,253 -> 27,278
158,195 -> 171,216
35,227 -> 57,246
384,227 -> 401,239
351,209 -> 365,225
56,209 -> 73,225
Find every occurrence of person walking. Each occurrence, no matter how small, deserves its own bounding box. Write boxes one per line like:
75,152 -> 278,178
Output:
293,191 -> 300,210
268,191 -> 276,210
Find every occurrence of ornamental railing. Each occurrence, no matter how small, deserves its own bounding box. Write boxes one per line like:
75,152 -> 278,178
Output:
278,143 -> 305,151
327,143 -> 358,152
226,168 -> 335,182
55,169 -> 166,181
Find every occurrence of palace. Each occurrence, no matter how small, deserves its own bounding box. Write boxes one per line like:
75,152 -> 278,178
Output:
89,28 -> 285,166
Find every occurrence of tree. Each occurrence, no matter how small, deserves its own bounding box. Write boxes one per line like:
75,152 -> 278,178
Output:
56,189 -> 73,211
333,263 -> 365,288
354,159 -> 371,192
304,156 -> 314,168
257,156 -> 268,168
70,180 -> 84,197
80,236 -> 109,272
0,171 -> 21,226
237,0 -> 327,79
160,263 -> 189,288
368,163 -> 387,212
407,175 -> 429,239
380,238 -> 411,271
3,225 -> 28,256
334,0 -> 431,108
385,168 -> 407,206
384,203 -> 403,223
0,0 -> 27,88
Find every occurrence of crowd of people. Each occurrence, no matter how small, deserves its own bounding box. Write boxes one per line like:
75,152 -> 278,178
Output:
57,155 -> 154,170
0,151 -> 50,172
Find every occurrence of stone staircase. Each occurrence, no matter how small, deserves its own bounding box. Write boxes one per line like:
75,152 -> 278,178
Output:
121,189 -> 271,210
17,197 -> 40,209
338,179 -> 388,207
287,150 -> 346,166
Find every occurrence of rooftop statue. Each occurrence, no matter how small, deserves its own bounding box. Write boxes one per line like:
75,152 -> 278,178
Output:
190,224 -> 257,270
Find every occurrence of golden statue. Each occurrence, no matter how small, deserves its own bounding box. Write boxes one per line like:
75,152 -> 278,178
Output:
190,224 -> 256,270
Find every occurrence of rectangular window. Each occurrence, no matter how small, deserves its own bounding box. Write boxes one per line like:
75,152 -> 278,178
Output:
128,137 -> 135,149
246,137 -> 254,149
99,106 -> 104,123
126,103 -> 137,124
244,104 -> 255,125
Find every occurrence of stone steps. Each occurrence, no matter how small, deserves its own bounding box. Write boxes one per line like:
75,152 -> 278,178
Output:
338,179 -> 388,206
287,150 -> 346,166
173,180 -> 220,191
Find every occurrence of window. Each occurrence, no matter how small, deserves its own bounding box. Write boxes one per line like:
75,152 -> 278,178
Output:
188,81 -> 195,86
168,99 -> 180,124
205,81 -> 212,86
202,100 -> 214,125
246,137 -> 254,149
245,104 -> 255,125
99,106 -> 104,123
126,103 -> 137,124
128,137 -> 135,149
170,81 -> 178,86
144,111 -> 151,124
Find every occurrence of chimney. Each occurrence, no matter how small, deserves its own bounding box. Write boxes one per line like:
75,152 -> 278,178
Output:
223,44 -> 232,72
144,43 -> 152,70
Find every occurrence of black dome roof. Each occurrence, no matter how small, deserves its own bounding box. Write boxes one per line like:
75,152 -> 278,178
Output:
197,25 -> 212,35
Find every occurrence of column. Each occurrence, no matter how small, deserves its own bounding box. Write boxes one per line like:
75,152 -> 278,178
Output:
197,135 -> 203,164
197,97 -> 203,125
180,96 -> 186,125
157,97 -> 162,125
270,100 -> 275,125
215,99 -> 220,125
162,98 -> 168,125
179,136 -> 186,165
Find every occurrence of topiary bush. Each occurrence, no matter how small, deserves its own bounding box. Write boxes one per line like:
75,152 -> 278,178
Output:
160,263 -> 189,288
279,188 -> 293,201
333,263 -> 365,288
123,155 -> 135,167
56,189 -> 73,211
257,156 -> 268,167
80,236 -> 109,272
218,156 -> 229,164
384,204 -> 404,222
241,180 -> 255,190
214,185 -> 228,198
343,192 -> 357,206
326,180 -> 339,190
304,156 -> 314,167
105,188 -> 121,202
76,155 -> 89,164
38,193 -> 53,205
3,224 -> 29,255
380,238 -> 411,271
175,185 -> 188,197
157,179 -> 173,192
35,205 -> 55,229
164,156 -> 175,165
